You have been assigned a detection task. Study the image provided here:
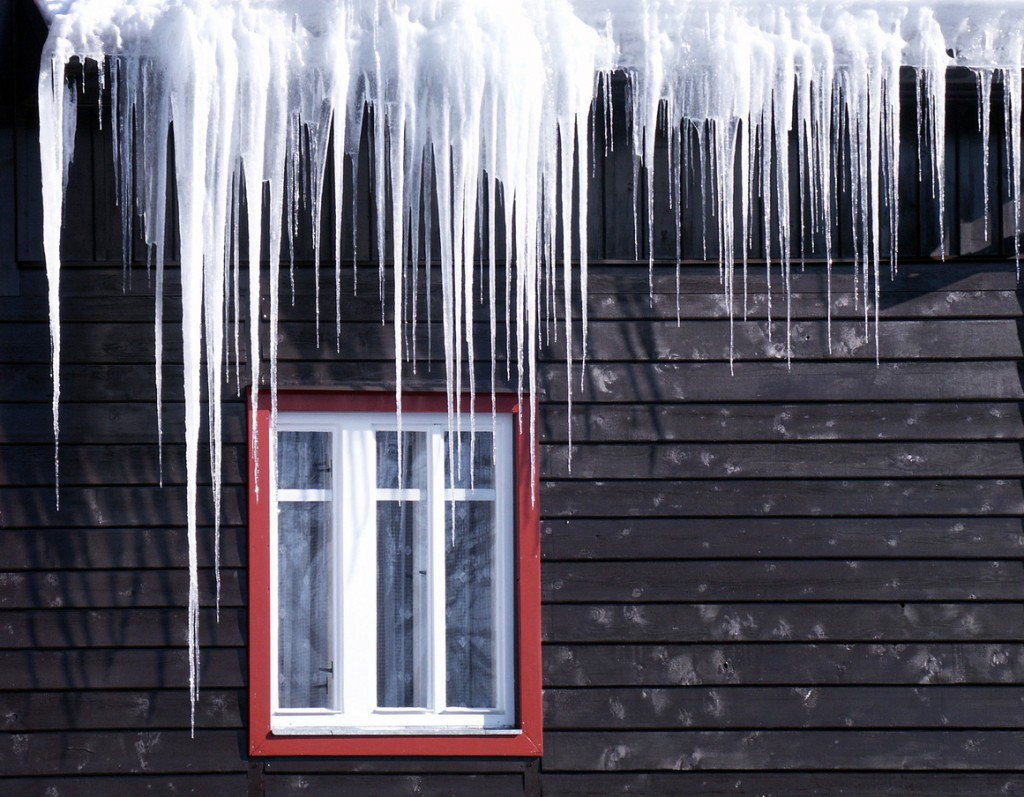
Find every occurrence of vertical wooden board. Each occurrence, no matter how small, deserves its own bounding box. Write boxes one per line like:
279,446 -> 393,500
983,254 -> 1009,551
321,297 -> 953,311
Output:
162,128 -> 181,264
915,114 -> 944,259
352,109 -> 375,266
793,127 -> 829,262
54,106 -> 99,264
941,115 -> 960,259
14,108 -> 43,263
0,110 -> 18,294
650,130 -> 676,262
898,128 -> 922,258
329,134 -> 354,266
741,121 -> 766,266
0,0 -> 12,110
11,0 -> 49,264
680,121 -> 722,263
958,106 -> 996,256
89,95 -> 126,264
0,0 -> 14,294
586,100 -> 605,261
601,76 -> 637,261
986,93 -> 1003,254
998,95 -> 1023,259
834,115 -> 855,261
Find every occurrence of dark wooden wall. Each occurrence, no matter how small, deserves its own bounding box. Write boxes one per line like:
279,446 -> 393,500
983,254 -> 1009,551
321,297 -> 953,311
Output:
3,0 -> 1024,793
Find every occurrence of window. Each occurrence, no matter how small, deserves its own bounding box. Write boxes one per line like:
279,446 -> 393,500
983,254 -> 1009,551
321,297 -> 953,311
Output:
248,392 -> 541,756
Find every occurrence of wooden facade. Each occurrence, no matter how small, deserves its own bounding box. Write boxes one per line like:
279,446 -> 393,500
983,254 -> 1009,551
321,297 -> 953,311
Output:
3,0 -> 1024,793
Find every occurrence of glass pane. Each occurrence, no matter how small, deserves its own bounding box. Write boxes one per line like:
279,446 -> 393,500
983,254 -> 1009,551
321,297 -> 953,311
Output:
377,499 -> 428,707
445,501 -> 496,708
445,431 -> 494,489
377,431 -> 427,490
278,501 -> 331,709
279,431 -> 331,489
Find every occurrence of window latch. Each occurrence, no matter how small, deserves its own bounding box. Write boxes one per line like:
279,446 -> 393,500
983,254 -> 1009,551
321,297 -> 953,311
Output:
314,662 -> 334,691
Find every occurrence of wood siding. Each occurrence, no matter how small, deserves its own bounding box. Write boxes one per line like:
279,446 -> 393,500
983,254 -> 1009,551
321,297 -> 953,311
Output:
3,0 -> 1024,793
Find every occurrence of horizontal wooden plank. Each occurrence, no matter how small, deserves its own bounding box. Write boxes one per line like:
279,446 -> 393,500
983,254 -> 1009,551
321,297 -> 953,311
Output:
542,402 -> 1024,443
8,480 -> 1018,530
544,729 -> 1024,771
3,322 -> 178,364
0,486 -> 245,528
542,603 -> 1024,643
7,400 -> 1021,461
16,261 -> 1020,301
540,517 -> 1024,560
543,561 -> 1024,603
544,685 -> 1024,730
0,689 -> 242,731
5,360 -> 1021,403
545,319 -> 1024,362
539,772 -> 1024,797
156,315 -> 1024,366
0,293 -> 188,324
0,775 -> 248,797
543,442 -> 1024,479
0,402 -> 247,445
0,569 -> 244,609
583,288 -> 1024,321
0,649 -> 245,690
259,285 -> 1024,323
4,436 -> 1020,488
0,363 -> 504,401
0,527 -> 246,570
250,262 -> 1024,304
252,318 -> 1024,363
265,774 -> 525,797
555,361 -> 1024,403
542,643 -> 1024,686
541,478 -> 1024,518
0,730 -> 246,776
575,262 -> 1024,296
23,279 -> 1017,331
253,282 -> 1024,323
7,399 -> 1021,447
0,444 -> 246,486
0,608 -> 245,648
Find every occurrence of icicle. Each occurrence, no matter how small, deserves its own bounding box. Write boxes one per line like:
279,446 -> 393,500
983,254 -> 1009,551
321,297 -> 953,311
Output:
38,48 -> 73,510
1004,65 -> 1023,274
976,68 -> 993,240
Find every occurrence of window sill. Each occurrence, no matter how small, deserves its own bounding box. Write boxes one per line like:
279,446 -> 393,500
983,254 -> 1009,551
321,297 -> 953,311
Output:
271,727 -> 524,736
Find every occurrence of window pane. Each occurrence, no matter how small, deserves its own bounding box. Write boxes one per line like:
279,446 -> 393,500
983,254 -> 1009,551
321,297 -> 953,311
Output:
377,499 -> 429,708
279,431 -> 331,489
445,431 -> 494,489
377,431 -> 427,489
278,501 -> 331,709
445,501 -> 496,708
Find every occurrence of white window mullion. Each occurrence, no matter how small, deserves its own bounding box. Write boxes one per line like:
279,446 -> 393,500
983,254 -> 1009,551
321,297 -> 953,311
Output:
429,425 -> 447,712
328,426 -> 343,712
341,427 -> 377,715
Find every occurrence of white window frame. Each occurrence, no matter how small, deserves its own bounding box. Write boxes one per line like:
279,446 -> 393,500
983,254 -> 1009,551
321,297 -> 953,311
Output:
269,411 -> 517,735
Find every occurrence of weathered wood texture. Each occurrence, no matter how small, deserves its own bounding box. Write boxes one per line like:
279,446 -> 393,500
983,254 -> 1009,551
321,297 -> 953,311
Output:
3,12 -> 1024,794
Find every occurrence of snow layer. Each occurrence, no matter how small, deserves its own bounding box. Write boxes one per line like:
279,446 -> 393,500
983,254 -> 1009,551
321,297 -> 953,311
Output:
37,0 -> 1024,729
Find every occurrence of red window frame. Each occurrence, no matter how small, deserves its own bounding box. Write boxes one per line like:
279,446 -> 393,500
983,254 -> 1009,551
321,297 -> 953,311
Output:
248,390 -> 542,756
